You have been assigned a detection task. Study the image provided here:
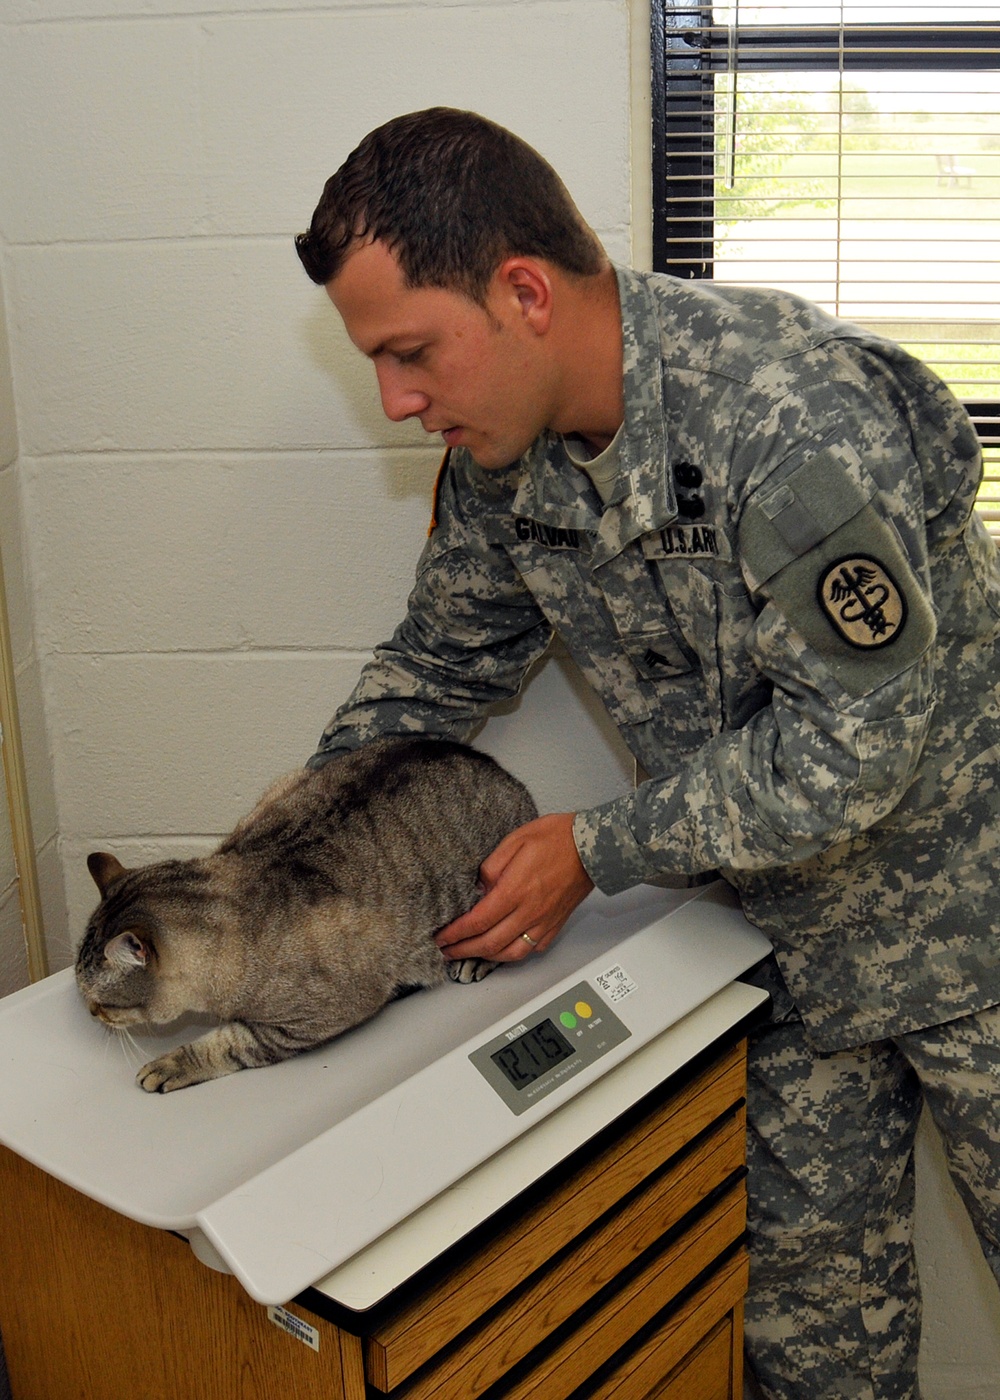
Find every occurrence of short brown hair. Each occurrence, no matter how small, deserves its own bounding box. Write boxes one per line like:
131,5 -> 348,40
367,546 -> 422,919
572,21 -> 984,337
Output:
295,108 -> 605,302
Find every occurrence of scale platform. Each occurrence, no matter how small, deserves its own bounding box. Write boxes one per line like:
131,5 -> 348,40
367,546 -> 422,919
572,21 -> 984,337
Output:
0,881 -> 770,1306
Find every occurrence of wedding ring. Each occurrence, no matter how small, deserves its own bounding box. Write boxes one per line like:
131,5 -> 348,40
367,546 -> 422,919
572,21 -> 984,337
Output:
520,932 -> 538,948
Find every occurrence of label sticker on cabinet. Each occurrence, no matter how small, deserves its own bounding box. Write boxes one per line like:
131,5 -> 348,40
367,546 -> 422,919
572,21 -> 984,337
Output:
595,965 -> 638,1002
267,1305 -> 320,1351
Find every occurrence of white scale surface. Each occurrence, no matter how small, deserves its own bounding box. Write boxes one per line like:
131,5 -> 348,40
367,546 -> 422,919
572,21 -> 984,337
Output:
0,881 -> 770,1307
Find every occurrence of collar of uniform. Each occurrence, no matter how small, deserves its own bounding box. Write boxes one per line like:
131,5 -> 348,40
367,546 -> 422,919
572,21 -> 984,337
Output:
513,432 -> 605,535
609,267 -> 678,550
512,266 -> 678,567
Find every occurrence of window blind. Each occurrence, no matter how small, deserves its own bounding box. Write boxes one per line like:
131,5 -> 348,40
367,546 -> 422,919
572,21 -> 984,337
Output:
652,2 -> 1000,533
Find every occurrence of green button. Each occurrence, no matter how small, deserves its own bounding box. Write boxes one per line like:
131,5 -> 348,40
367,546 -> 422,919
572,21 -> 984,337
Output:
560,1011 -> 578,1030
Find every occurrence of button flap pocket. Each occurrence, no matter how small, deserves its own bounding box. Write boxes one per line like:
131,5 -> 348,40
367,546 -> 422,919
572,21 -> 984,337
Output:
620,631 -> 697,680
739,447 -> 877,590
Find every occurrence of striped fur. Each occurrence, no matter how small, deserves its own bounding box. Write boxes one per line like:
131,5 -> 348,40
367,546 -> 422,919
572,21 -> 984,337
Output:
75,739 -> 536,1092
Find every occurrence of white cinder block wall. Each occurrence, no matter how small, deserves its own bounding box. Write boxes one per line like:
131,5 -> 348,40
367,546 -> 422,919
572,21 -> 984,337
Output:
0,1 -> 997,1395
1,0 -> 637,950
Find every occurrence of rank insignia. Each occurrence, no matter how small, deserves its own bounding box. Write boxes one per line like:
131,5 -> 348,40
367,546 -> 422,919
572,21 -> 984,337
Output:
818,555 -> 907,649
673,461 -> 706,520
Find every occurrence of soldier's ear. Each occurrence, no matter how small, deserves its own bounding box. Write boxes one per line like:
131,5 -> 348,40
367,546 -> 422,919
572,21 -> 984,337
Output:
495,258 -> 554,336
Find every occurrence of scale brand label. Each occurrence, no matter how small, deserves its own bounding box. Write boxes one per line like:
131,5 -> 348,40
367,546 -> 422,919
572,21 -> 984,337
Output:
595,965 -> 638,1003
267,1305 -> 320,1351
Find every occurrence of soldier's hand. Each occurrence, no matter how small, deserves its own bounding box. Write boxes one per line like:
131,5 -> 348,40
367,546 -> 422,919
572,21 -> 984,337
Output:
435,813 -> 594,962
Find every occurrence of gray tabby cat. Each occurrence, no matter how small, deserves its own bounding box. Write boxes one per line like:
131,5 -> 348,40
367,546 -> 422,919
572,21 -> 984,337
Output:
76,738 -> 537,1093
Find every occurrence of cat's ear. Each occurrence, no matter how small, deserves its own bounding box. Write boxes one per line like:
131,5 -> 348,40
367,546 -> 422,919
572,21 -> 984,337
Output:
87,852 -> 128,896
104,931 -> 149,968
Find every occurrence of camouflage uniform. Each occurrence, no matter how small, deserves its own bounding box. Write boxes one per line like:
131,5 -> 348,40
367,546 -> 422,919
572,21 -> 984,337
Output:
313,266 -> 1000,1396
744,994 -> 1000,1399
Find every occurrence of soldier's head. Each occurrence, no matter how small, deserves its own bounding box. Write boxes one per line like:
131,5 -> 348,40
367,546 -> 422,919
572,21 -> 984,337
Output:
294,107 -> 606,303
298,111 -> 620,471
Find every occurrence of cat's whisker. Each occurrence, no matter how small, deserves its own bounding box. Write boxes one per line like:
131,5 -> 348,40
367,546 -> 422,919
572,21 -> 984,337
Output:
117,1026 -> 145,1071
102,1025 -> 121,1065
122,1024 -> 146,1064
47,932 -> 79,968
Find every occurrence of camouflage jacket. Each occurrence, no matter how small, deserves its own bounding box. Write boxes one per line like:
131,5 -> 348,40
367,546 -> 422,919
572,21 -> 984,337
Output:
313,266 -> 1000,1051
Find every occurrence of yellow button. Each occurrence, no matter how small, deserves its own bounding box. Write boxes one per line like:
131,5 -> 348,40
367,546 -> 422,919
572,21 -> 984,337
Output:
575,1001 -> 593,1019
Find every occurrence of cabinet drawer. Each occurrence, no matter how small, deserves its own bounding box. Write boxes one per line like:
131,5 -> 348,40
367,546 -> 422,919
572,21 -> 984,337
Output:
383,1181 -> 746,1400
365,1040 -> 747,1391
470,1194 -> 747,1400
656,1318 -> 736,1400
587,1249 -> 749,1400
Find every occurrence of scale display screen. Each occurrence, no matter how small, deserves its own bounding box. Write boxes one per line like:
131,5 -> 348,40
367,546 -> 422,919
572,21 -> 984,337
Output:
490,1019 -> 574,1090
469,980 -> 632,1115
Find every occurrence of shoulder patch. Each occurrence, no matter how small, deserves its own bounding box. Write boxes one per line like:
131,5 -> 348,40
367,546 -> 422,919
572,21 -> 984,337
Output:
428,448 -> 452,537
737,448 -> 936,695
749,506 -> 936,697
817,556 -> 907,650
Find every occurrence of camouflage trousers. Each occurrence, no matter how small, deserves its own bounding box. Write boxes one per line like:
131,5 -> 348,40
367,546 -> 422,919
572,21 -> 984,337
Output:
742,996 -> 1000,1400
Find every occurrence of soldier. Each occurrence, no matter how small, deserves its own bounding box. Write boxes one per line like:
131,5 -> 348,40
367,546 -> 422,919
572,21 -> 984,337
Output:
295,108 -> 1000,1399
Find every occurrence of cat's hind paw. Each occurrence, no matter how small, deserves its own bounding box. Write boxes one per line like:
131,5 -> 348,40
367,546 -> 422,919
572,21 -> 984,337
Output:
446,957 -> 499,985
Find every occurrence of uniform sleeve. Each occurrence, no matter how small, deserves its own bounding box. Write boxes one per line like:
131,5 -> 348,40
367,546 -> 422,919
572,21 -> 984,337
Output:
574,389 -> 944,893
574,650 -> 935,894
308,454 -> 553,767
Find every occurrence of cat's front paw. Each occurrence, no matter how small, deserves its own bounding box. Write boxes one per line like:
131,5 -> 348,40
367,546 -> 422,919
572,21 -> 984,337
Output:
137,1045 -> 214,1093
447,957 -> 499,985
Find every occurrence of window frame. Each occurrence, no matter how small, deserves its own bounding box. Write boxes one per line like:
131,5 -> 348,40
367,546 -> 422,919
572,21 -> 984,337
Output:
650,4 -> 1000,454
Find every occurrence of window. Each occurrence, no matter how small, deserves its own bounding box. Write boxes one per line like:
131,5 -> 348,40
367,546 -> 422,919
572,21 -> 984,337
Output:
651,2 -> 1000,532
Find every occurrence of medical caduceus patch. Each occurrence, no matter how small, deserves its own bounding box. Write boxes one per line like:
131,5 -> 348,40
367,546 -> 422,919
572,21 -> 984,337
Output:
818,555 -> 907,649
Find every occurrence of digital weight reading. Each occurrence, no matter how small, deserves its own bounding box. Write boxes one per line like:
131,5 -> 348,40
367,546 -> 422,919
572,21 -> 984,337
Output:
469,979 -> 632,1115
491,1019 -> 574,1090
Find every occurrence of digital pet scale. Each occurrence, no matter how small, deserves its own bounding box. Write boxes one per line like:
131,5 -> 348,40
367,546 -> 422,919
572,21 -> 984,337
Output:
0,880 -> 770,1307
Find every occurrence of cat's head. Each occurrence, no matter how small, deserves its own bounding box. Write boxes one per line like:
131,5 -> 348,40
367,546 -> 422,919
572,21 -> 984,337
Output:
76,852 -> 203,1028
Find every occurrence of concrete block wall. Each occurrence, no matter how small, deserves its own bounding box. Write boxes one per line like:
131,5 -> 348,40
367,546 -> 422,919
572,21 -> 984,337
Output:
0,2 -> 997,1395
1,0 -> 636,953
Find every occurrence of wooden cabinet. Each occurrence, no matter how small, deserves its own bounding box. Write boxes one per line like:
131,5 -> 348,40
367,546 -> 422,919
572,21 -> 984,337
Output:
0,1034 -> 751,1400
